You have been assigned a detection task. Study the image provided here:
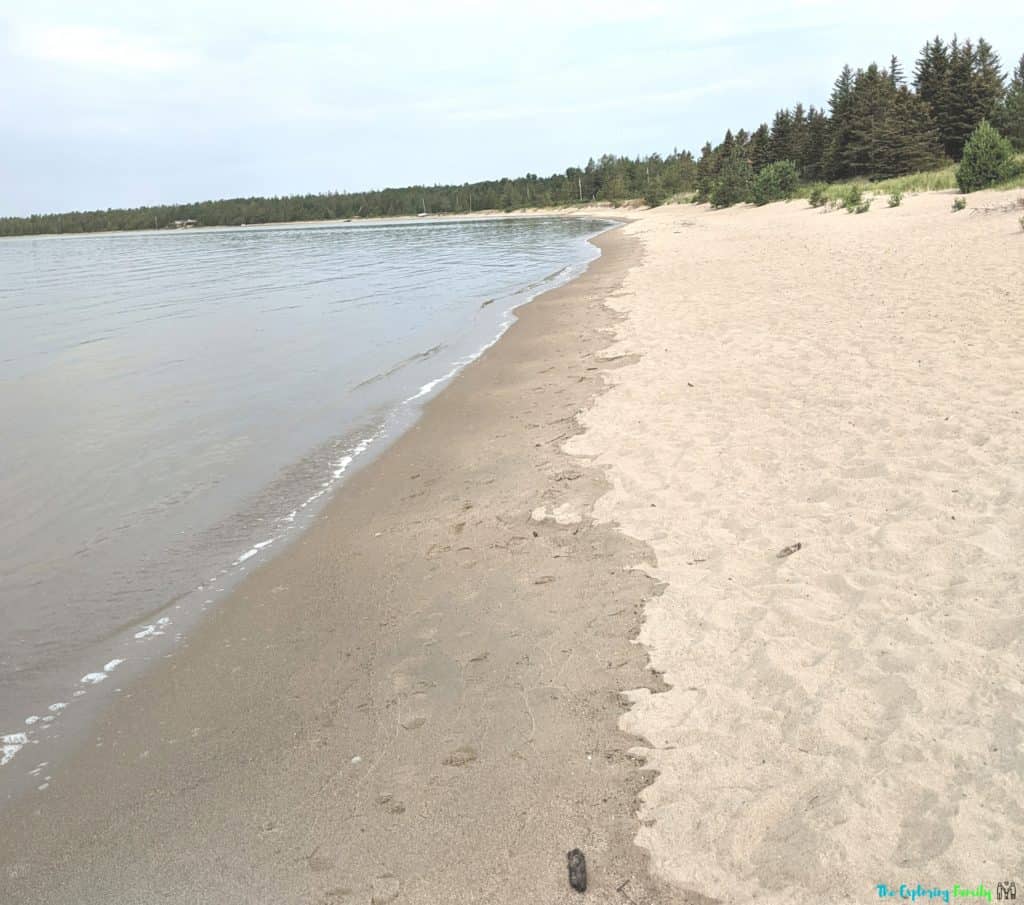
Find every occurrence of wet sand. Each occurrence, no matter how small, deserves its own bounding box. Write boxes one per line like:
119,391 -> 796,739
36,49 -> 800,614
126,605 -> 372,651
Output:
1,226 -> 677,904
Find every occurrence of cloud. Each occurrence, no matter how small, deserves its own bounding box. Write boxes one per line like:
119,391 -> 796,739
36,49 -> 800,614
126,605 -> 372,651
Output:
13,24 -> 196,72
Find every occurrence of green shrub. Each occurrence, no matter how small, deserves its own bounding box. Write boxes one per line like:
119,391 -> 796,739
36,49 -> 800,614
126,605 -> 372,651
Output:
1019,214 -> 1024,232
643,181 -> 668,207
956,120 -> 1017,192
808,185 -> 828,208
750,160 -> 800,205
839,184 -> 863,211
952,196 -> 967,212
709,147 -> 754,209
853,198 -> 872,214
887,191 -> 903,208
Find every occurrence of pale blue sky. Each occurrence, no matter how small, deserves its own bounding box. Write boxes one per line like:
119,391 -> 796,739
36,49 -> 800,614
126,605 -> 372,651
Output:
2,1 -> 1022,216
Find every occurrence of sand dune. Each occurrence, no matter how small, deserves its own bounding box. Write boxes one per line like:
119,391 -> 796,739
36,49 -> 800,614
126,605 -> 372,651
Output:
568,191 -> 1024,902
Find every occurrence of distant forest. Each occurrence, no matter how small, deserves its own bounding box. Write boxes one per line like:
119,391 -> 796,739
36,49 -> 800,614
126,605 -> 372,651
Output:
3,34 -> 1023,236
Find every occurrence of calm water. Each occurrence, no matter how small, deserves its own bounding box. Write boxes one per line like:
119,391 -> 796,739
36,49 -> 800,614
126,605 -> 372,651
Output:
0,216 -> 608,786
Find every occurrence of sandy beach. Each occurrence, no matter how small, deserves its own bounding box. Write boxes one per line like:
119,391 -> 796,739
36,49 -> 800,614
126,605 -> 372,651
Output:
3,189 -> 1022,904
570,191 -> 1024,901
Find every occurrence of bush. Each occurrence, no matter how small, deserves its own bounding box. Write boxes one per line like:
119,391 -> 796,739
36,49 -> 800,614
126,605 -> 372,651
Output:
956,120 -> 1017,192
853,198 -> 872,214
643,181 -> 668,207
888,191 -> 903,207
952,196 -> 967,212
808,185 -> 828,208
1019,214 -> 1024,232
750,160 -> 800,205
840,184 -> 864,212
709,148 -> 754,209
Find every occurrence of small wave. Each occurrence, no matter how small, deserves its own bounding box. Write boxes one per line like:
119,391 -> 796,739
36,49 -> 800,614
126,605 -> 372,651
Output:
354,343 -> 446,390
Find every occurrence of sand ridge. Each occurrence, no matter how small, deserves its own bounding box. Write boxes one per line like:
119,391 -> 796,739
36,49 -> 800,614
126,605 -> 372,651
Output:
567,191 -> 1024,902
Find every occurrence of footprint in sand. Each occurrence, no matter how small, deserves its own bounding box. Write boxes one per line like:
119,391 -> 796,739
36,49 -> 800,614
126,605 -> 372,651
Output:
400,712 -> 427,730
442,745 -> 478,767
376,793 -> 407,815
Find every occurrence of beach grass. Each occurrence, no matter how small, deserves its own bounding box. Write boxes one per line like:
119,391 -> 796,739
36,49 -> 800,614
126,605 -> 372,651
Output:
798,155 -> 1024,205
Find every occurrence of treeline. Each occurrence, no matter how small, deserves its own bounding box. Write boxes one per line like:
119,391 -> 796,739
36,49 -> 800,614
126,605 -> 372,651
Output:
3,33 -> 1023,235
0,152 -> 696,237
697,35 -> 1024,205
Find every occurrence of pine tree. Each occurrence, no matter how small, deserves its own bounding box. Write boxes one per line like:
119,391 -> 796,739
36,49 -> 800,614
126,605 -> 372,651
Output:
824,65 -> 856,179
791,103 -> 808,166
943,37 -> 996,159
915,37 -> 953,154
994,53 -> 1024,149
709,142 -> 754,208
957,119 -> 1018,191
801,107 -> 830,180
889,55 -> 905,88
972,38 -> 1006,123
842,64 -> 944,179
694,142 -> 717,201
749,124 -> 772,172
769,109 -> 794,163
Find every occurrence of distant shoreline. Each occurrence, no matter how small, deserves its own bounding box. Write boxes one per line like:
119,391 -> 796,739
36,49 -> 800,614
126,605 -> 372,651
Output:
0,201 -> 644,239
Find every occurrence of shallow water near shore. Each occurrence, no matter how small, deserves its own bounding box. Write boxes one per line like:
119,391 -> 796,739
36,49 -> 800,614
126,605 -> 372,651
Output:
0,215 -> 610,791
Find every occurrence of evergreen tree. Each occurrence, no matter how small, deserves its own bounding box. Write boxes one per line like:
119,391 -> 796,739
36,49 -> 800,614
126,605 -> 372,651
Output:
944,37 -> 978,158
791,103 -> 808,166
841,64 -> 944,178
769,109 -> 794,163
749,124 -> 772,172
994,53 -> 1024,149
825,64 -> 856,179
750,160 -> 800,205
694,142 -> 717,202
956,119 -> 1019,191
889,55 -> 905,88
709,143 -> 754,208
915,37 -> 953,154
801,107 -> 830,180
972,38 -> 1007,122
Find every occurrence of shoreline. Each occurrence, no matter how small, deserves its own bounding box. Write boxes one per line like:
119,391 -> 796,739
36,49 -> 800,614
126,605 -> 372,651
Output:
0,203 -> 640,240
1,223 -> 676,903
0,216 -> 613,803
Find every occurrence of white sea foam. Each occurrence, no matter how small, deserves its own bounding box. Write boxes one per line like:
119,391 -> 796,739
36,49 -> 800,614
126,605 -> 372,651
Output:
48,702 -> 67,713
25,715 -> 39,725
234,538 -> 274,565
80,672 -> 107,685
1,733 -> 28,767
134,616 -> 171,640
104,659 -> 125,673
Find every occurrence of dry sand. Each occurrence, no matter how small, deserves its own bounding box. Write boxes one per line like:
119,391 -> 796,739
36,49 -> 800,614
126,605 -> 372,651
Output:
567,190 -> 1024,902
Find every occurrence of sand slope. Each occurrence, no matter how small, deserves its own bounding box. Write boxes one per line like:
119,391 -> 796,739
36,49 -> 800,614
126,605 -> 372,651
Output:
568,192 -> 1024,902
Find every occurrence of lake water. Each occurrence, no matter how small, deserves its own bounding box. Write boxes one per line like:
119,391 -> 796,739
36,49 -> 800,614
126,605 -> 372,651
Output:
0,216 -> 609,788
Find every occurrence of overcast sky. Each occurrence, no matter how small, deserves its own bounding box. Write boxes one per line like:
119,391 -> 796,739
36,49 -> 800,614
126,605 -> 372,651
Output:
2,1 -> 1022,216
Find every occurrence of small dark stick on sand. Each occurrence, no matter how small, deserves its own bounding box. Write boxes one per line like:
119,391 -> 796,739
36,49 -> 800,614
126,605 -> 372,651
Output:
567,848 -> 587,893
777,542 -> 802,559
